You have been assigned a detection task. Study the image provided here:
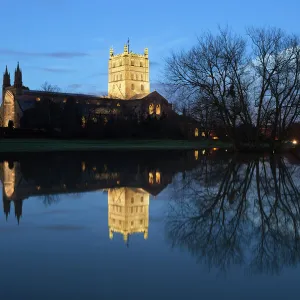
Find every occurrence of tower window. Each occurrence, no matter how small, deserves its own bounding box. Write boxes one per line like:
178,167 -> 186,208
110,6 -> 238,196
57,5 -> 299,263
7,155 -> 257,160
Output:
131,84 -> 135,90
131,60 -> 134,66
120,60 -> 122,66
140,61 -> 143,67
113,63 -> 115,68
141,84 -> 144,91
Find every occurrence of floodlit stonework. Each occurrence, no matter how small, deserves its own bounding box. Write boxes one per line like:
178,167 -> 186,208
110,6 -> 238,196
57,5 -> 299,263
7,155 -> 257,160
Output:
0,44 -> 176,128
108,44 -> 150,99
108,187 -> 149,242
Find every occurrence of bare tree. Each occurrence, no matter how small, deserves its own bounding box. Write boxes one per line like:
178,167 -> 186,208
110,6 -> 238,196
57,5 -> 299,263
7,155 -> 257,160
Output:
247,27 -> 300,144
40,81 -> 61,93
164,27 -> 252,148
164,26 -> 300,149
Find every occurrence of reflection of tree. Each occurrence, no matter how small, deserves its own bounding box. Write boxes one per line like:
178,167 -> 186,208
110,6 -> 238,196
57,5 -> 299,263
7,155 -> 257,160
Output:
167,155 -> 300,275
41,194 -> 61,206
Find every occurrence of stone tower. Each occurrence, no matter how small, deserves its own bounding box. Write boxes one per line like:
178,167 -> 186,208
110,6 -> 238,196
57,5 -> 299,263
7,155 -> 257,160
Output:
2,66 -> 11,93
14,62 -> 23,92
108,43 -> 150,99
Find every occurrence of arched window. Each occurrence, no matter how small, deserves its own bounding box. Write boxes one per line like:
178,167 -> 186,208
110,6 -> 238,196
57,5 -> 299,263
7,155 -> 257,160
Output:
149,172 -> 154,184
156,104 -> 161,115
141,84 -> 144,91
131,84 -> 135,90
149,103 -> 154,114
155,171 -> 161,184
195,128 -> 199,137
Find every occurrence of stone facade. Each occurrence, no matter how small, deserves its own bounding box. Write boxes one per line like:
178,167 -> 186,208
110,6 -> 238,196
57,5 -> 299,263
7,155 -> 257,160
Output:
108,44 -> 150,99
0,45 -> 178,128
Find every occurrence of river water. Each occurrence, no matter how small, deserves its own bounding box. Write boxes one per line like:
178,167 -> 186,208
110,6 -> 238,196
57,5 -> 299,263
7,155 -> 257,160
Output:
0,149 -> 299,299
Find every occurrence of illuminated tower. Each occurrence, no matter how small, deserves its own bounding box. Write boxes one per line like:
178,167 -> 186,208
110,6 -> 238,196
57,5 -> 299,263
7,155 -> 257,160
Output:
108,187 -> 149,243
108,42 -> 150,99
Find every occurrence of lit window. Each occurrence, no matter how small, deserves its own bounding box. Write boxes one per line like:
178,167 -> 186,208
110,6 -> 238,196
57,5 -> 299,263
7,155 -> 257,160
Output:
155,171 -> 161,184
36,97 -> 40,102
195,150 -> 199,160
156,104 -> 161,115
149,172 -> 154,184
149,103 -> 154,114
117,102 -> 120,107
201,131 -> 205,137
195,128 -> 199,137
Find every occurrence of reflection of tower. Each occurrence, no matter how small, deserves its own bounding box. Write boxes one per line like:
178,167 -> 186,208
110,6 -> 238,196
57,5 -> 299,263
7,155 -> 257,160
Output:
3,161 -> 16,199
108,187 -> 149,243
14,200 -> 23,224
3,197 -> 11,220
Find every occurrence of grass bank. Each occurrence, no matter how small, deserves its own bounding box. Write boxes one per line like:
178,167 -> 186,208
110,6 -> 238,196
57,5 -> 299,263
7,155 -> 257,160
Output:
0,139 -> 232,153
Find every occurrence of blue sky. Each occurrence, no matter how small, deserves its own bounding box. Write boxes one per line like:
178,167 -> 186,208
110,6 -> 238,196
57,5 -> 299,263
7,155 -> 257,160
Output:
0,0 -> 299,96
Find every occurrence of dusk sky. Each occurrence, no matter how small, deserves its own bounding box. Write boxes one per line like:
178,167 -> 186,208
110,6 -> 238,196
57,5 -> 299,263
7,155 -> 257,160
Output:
0,0 -> 299,97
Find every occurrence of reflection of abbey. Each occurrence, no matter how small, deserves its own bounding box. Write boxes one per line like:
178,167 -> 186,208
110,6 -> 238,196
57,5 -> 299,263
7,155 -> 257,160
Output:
0,151 -> 200,241
0,44 -> 176,128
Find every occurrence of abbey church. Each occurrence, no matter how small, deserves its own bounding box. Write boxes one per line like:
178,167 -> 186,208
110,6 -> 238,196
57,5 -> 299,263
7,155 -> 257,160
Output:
0,44 -> 177,128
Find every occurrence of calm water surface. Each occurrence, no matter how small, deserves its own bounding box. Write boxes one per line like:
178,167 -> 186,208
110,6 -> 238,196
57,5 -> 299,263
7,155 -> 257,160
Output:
0,149 -> 300,299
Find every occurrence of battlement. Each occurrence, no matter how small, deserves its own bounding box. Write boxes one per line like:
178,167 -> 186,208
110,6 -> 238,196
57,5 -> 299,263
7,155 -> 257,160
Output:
108,44 -> 150,99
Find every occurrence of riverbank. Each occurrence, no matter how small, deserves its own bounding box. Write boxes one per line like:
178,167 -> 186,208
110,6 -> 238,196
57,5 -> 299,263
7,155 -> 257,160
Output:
0,139 -> 232,153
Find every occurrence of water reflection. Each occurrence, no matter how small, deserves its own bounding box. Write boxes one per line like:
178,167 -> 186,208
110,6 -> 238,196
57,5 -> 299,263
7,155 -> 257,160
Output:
0,150 -> 207,238
167,153 -> 300,275
1,150 -> 300,276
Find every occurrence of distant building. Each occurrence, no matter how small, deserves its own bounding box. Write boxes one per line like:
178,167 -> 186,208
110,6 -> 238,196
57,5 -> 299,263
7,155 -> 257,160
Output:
0,45 -> 175,128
